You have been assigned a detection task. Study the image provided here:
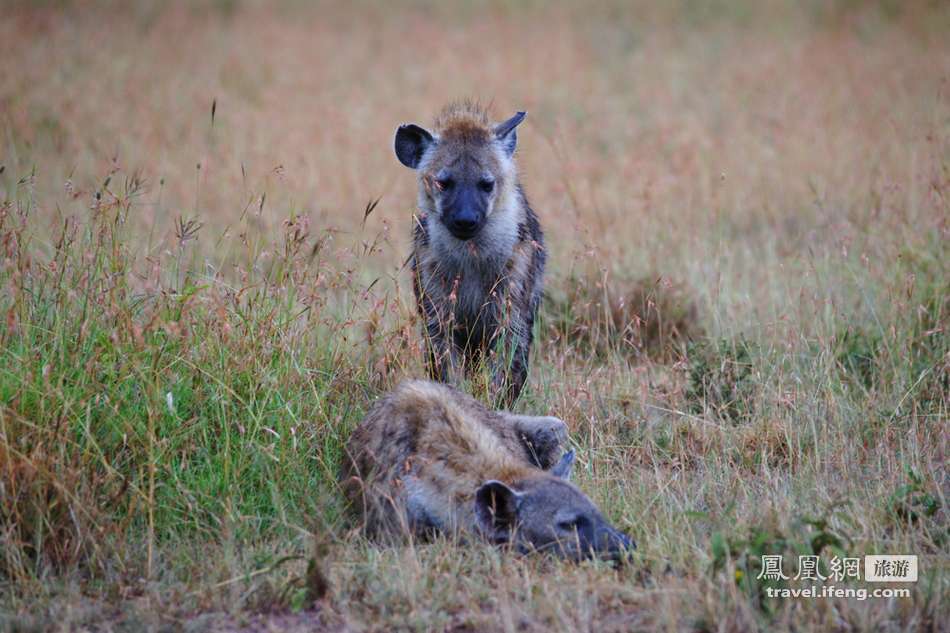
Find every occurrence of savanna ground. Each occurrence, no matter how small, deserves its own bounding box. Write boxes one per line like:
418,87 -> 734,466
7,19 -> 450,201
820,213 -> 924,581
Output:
1,1 -> 948,631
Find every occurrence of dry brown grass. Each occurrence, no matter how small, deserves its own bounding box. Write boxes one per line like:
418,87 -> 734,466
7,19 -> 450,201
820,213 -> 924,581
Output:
1,1 -> 948,631
546,271 -> 703,361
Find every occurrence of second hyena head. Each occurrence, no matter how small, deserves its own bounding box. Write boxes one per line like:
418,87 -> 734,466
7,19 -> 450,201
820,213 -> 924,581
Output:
394,103 -> 526,241
473,451 -> 636,562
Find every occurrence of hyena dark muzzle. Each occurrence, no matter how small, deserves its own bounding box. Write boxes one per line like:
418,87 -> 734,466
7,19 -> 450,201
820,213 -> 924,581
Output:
430,168 -> 494,240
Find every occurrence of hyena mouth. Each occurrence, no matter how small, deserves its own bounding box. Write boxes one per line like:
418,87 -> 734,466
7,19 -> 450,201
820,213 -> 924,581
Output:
444,205 -> 484,241
448,224 -> 481,241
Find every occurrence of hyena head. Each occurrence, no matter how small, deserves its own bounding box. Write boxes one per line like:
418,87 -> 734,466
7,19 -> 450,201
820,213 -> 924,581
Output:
473,450 -> 636,562
394,104 -> 526,241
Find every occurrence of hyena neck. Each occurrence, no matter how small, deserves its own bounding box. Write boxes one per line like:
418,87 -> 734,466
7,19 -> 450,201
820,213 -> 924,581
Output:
422,183 -> 524,275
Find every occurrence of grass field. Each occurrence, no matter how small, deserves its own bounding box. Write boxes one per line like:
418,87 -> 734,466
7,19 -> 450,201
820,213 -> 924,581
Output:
1,1 -> 948,631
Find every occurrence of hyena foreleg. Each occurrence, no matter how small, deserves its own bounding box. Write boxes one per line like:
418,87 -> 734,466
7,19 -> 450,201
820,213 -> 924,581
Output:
421,300 -> 465,385
490,314 -> 533,407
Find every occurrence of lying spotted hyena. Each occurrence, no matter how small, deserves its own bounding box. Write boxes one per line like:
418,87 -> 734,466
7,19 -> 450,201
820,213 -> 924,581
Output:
341,380 -> 634,561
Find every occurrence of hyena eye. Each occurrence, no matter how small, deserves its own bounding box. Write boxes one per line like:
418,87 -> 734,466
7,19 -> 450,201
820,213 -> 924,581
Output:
478,179 -> 495,193
435,177 -> 454,192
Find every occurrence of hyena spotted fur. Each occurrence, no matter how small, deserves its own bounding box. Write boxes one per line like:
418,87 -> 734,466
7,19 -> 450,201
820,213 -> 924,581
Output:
341,380 -> 634,561
394,103 -> 545,406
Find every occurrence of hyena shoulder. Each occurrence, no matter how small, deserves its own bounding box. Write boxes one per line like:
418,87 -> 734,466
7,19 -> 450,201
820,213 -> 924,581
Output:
341,380 -> 541,537
355,380 -> 531,468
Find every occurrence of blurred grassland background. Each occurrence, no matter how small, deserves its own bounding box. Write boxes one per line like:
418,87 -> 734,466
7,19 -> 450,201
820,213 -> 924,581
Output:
0,1 -> 947,631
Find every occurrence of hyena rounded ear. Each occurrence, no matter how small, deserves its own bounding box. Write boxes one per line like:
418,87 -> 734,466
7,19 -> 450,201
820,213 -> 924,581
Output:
493,111 -> 526,157
550,449 -> 575,480
394,124 -> 435,169
474,480 -> 522,541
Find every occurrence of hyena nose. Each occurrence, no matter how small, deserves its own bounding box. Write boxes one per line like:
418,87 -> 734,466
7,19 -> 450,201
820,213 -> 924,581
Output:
616,531 -> 636,552
450,215 -> 480,239
452,216 -> 478,233
604,529 -> 636,558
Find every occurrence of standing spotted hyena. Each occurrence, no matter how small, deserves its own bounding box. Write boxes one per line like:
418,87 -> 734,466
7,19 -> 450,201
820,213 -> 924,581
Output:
394,102 -> 545,406
341,380 -> 635,561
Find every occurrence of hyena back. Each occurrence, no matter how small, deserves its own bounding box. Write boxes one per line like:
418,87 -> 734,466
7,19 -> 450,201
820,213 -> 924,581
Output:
341,380 -> 634,561
394,103 -> 545,406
